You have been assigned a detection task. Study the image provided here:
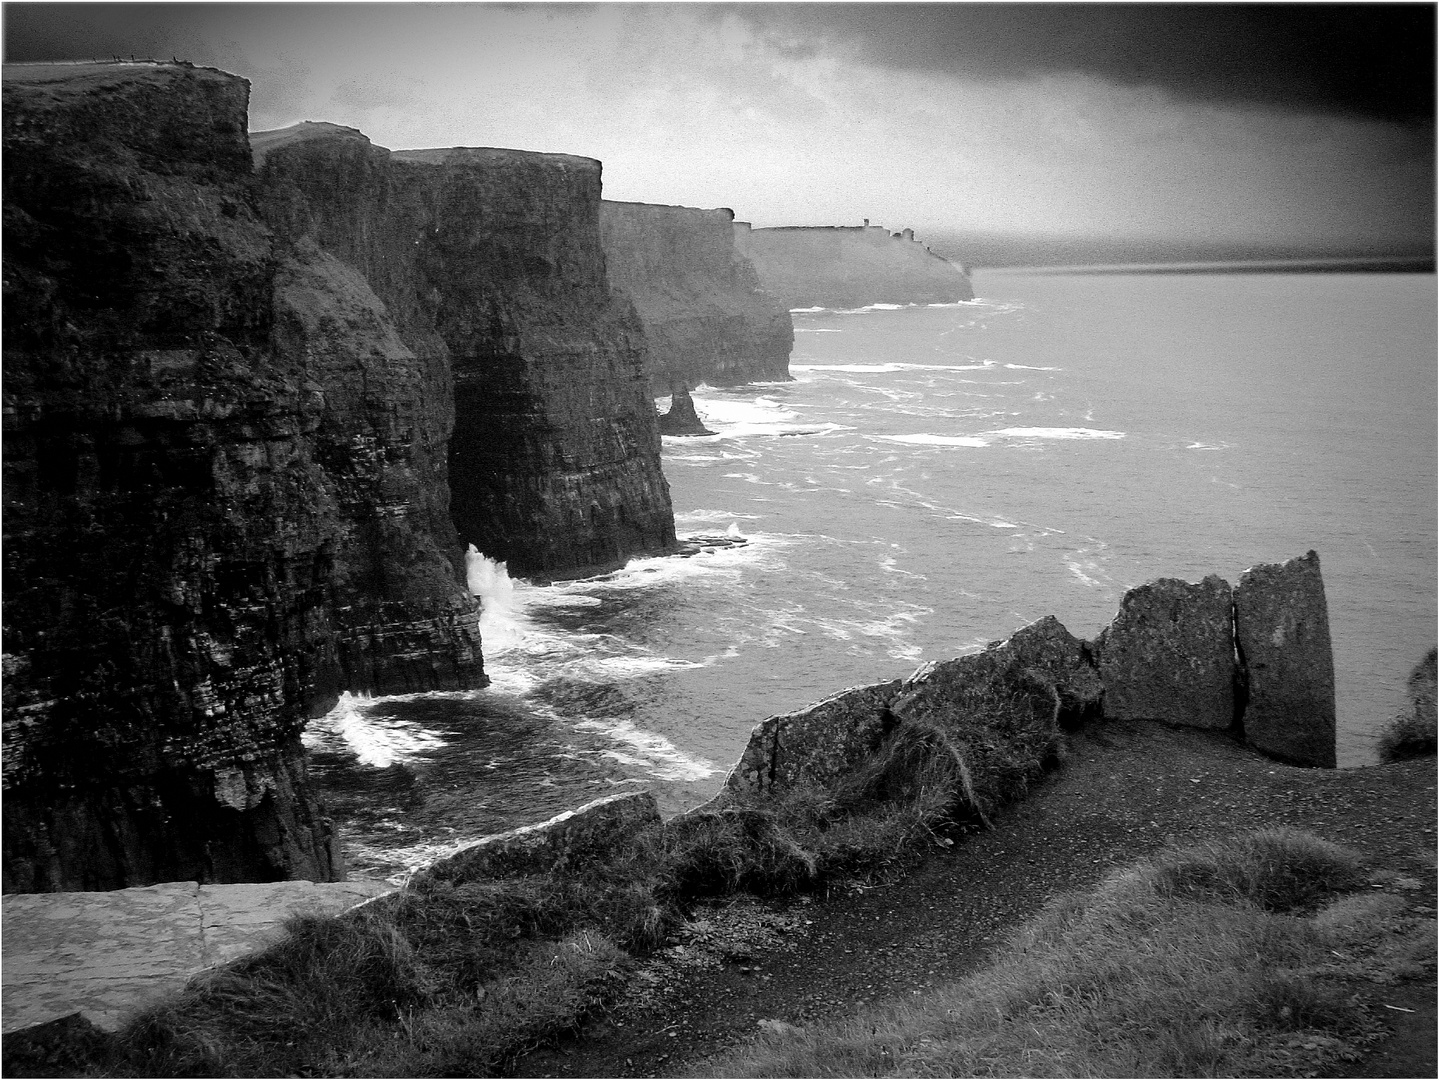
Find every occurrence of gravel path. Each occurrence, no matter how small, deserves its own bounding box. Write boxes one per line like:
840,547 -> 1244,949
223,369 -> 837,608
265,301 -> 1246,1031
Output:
510,720 -> 1437,1078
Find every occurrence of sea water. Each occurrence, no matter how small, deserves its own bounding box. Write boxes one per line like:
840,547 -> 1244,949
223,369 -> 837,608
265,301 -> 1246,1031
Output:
305,270 -> 1437,880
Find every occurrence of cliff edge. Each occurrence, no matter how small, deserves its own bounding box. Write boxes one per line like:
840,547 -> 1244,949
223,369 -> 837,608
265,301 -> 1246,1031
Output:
2,63 -> 679,891
600,201 -> 793,390
734,222 -> 974,308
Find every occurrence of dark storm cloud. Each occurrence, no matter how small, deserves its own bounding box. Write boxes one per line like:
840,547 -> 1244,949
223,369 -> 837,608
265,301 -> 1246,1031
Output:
735,3 -> 1437,123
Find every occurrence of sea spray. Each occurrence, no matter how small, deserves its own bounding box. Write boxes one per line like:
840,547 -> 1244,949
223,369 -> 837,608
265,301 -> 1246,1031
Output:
466,545 -> 529,653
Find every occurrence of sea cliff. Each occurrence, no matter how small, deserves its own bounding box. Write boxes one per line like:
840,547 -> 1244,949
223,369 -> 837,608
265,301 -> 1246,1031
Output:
600,201 -> 793,390
256,127 -> 677,581
734,222 -> 974,308
1,62 -> 676,891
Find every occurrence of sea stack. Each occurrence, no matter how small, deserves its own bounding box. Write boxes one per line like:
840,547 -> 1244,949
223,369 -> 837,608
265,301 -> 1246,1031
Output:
658,385 -> 716,436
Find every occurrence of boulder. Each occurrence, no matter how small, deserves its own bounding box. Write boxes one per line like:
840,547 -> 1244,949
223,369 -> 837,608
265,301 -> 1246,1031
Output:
723,680 -> 903,796
1095,575 -> 1236,729
1233,551 -> 1337,767
413,791 -> 660,884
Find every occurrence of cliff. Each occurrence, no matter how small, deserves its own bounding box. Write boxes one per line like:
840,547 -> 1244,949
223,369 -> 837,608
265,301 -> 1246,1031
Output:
2,63 -> 675,891
599,201 -> 792,389
3,64 -> 351,890
257,130 -> 677,581
733,222 -> 975,308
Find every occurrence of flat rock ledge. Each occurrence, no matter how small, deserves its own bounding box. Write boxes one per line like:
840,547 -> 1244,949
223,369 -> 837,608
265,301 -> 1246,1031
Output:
1,878 -> 393,1034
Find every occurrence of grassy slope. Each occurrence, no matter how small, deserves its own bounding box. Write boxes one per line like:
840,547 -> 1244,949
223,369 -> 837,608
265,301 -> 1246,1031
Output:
701,829 -> 1433,1078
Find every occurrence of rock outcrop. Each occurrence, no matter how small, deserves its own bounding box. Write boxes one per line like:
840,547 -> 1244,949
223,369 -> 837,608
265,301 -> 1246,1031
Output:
3,63 -> 679,891
724,617 -> 1098,818
600,201 -> 792,390
1234,551 -> 1338,768
657,385 -> 715,436
1095,575 -> 1237,729
416,791 -> 660,885
733,222 -> 974,309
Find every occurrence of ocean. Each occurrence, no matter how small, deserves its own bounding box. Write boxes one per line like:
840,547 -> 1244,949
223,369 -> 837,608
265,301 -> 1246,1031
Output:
305,269 -> 1438,881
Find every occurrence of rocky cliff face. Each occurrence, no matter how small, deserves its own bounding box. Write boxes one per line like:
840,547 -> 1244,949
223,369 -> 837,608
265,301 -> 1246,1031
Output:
3,64 -> 350,890
600,202 -> 792,390
4,63 -> 674,891
258,131 -> 676,581
733,223 -> 974,308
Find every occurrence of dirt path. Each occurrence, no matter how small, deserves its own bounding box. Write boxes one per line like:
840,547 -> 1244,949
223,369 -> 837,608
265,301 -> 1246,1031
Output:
511,721 -> 1437,1079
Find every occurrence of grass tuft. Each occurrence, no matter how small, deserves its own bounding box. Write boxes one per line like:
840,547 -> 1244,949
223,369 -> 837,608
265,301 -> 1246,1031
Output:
1149,827 -> 1363,912
1377,647 -> 1438,763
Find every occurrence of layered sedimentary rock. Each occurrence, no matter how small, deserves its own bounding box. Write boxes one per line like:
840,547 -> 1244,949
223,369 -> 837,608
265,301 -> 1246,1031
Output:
733,222 -> 975,308
3,65 -> 349,890
600,201 -> 792,390
1234,551 -> 1337,768
1095,575 -> 1237,729
258,129 -> 677,580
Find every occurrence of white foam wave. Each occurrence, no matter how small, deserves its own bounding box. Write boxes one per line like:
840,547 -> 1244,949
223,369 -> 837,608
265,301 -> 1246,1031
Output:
677,508 -> 763,523
990,427 -> 1126,440
573,718 -> 720,781
1004,363 -> 1063,371
306,692 -> 450,768
687,392 -> 847,439
876,433 -> 990,448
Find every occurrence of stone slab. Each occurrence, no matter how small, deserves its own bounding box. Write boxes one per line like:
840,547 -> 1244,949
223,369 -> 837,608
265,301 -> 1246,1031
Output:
1234,550 -> 1337,768
2,878 -> 393,1034
197,878 -> 394,967
1096,574 -> 1236,729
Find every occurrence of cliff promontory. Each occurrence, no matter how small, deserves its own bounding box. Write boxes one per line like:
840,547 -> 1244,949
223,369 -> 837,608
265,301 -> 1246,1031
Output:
256,128 -> 677,581
600,201 -> 792,390
733,222 -> 974,308
2,62 -> 677,891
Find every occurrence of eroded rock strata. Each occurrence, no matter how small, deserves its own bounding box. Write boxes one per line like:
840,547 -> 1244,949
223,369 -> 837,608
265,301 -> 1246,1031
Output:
733,222 -> 975,309
3,63 -> 677,891
600,201 -> 793,390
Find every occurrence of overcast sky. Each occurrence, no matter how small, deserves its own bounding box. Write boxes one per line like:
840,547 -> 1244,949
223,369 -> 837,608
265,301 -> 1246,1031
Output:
5,3 -> 1434,254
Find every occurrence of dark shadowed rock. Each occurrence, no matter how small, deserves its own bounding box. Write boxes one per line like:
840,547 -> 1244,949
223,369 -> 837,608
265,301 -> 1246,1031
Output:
1095,575 -> 1236,729
658,386 -> 716,436
414,792 -> 660,884
1233,551 -> 1337,768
